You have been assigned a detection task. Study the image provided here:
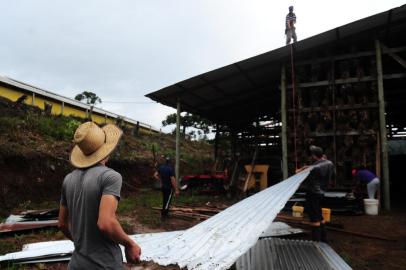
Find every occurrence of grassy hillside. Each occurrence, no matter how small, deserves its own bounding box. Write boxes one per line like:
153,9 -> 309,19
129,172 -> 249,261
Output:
0,96 -> 213,214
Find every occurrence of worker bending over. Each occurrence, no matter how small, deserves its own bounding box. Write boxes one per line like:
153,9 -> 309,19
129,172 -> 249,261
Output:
285,6 -> 297,45
303,146 -> 335,242
352,168 -> 380,199
154,156 -> 180,219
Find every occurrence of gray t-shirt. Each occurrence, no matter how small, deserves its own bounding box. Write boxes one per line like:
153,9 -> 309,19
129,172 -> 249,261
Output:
60,165 -> 124,270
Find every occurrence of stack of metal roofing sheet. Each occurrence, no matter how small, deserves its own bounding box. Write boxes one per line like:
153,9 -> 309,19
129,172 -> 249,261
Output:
0,169 -> 311,269
236,238 -> 352,270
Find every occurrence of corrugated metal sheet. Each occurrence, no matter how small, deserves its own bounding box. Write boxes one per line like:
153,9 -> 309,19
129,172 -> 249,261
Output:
236,238 -> 352,270
1,169 -> 311,269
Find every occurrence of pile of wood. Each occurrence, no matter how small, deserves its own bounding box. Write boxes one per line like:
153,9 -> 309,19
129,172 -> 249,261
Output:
152,204 -> 228,221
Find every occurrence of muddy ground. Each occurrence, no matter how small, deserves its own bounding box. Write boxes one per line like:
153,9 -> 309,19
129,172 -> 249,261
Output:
1,189 -> 405,270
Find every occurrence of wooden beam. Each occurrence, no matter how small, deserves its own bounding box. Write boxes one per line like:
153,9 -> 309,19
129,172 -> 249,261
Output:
381,44 -> 406,69
281,64 -> 288,179
287,73 -> 406,89
175,99 -> 181,186
375,39 -> 391,211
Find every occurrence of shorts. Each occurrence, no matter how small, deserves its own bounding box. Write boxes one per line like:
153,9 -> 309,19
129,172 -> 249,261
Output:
306,192 -> 323,222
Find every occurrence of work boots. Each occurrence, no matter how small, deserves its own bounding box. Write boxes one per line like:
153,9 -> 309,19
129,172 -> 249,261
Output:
311,226 -> 321,241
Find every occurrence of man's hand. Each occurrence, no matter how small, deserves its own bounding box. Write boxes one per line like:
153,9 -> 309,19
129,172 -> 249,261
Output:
175,188 -> 180,196
125,241 -> 141,263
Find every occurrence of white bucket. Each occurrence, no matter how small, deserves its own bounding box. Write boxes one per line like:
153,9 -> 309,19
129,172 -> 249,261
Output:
363,199 -> 379,215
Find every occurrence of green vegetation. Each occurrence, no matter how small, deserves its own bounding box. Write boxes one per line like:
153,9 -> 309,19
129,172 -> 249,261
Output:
0,113 -> 81,141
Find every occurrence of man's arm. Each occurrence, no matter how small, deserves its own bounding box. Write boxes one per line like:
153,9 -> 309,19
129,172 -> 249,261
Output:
58,205 -> 72,240
97,195 -> 141,262
153,171 -> 160,181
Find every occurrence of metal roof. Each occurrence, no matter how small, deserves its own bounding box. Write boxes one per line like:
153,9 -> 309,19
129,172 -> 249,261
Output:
0,75 -> 158,131
146,4 -> 406,127
1,169 -> 311,270
0,222 -> 303,264
236,238 -> 352,270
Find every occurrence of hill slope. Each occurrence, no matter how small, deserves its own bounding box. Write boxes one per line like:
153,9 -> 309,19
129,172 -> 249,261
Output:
0,97 -> 213,213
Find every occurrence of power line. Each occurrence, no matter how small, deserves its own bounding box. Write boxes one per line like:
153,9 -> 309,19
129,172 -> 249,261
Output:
102,101 -> 156,104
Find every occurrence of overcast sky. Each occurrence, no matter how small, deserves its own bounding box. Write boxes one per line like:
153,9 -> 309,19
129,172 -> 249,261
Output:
0,0 -> 404,131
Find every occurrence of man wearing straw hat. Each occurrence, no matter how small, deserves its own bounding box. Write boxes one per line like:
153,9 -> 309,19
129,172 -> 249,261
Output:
58,122 -> 141,269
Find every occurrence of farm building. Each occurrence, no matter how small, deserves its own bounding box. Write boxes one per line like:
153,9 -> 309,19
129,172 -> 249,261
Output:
147,5 -> 406,210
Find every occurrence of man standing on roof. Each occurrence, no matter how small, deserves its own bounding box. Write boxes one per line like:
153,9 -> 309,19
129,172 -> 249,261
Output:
58,122 -> 141,269
286,6 -> 297,45
154,156 -> 180,219
304,145 -> 335,242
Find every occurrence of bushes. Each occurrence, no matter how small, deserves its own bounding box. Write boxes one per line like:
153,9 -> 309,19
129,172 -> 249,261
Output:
0,113 -> 81,141
28,115 -> 81,141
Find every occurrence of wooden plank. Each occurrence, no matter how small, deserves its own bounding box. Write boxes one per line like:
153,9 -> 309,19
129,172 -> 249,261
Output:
289,103 -> 379,112
287,73 -> 406,89
242,147 -> 259,193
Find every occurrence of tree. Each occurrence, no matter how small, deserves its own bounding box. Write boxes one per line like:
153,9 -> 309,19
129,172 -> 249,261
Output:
74,91 -> 102,105
162,112 -> 213,139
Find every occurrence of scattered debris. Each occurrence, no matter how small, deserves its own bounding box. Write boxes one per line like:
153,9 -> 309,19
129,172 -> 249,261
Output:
1,170 -> 311,270
0,209 -> 59,234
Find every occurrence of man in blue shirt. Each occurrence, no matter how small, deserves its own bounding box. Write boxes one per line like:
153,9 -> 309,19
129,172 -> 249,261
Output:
352,168 -> 380,199
154,156 -> 180,218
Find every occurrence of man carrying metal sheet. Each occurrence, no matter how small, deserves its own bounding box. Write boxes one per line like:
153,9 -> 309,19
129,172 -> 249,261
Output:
304,145 -> 335,242
154,156 -> 180,219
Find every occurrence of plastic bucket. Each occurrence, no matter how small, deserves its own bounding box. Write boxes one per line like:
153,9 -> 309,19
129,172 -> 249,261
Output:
292,205 -> 304,217
363,199 -> 379,215
322,208 -> 331,223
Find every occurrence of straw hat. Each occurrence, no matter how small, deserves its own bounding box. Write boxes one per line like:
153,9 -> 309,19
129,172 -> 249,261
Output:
70,122 -> 123,168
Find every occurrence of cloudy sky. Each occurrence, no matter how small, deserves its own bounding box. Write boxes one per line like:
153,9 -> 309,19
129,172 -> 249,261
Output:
0,0 -> 404,131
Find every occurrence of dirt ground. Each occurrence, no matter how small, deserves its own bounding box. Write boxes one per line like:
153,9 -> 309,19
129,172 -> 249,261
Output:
1,191 -> 405,270
326,209 -> 406,270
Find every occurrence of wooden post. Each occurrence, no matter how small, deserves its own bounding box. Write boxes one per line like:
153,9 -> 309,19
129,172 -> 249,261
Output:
214,123 -> 219,161
375,39 -> 391,211
281,64 -> 288,179
32,93 -> 35,106
175,99 -> 181,185
61,101 -> 65,115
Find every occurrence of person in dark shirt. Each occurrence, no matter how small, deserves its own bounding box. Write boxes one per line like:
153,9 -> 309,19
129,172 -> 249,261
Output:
154,157 -> 180,218
286,6 -> 297,45
304,145 -> 335,242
